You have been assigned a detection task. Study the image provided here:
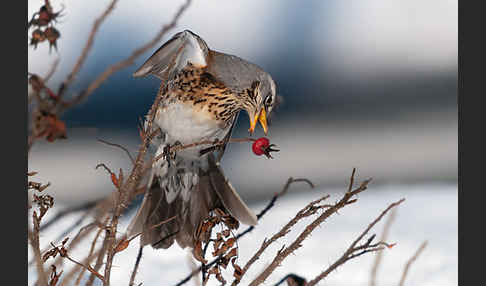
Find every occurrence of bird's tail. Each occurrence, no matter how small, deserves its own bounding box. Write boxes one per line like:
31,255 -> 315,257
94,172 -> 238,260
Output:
126,154 -> 257,249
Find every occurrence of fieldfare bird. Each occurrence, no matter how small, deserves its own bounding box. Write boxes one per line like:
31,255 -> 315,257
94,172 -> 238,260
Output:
127,30 -> 278,249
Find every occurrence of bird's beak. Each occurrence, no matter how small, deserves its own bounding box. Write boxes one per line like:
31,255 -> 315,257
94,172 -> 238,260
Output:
248,109 -> 268,135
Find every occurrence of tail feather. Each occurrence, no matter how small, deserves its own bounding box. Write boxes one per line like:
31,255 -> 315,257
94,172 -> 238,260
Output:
127,154 -> 257,249
207,155 -> 258,226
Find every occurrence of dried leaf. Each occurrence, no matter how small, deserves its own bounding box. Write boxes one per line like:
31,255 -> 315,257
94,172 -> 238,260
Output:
39,182 -> 51,192
197,220 -> 215,243
225,238 -> 236,249
193,241 -> 208,264
58,246 -> 67,257
115,239 -> 130,253
42,248 -> 59,262
61,237 -> 69,246
224,247 -> 238,261
223,216 -> 239,230
49,265 -> 63,286
213,234 -> 224,254
111,173 -> 119,188
214,208 -> 226,217
231,258 -> 243,280
216,272 -> 226,285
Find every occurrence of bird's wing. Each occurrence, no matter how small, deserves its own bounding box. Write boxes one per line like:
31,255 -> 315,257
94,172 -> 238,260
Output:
207,154 -> 258,226
215,111 -> 240,162
133,30 -> 209,81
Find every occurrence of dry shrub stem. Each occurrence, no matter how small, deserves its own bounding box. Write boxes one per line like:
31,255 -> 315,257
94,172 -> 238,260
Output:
237,195 -> 329,285
174,177 -> 314,286
398,241 -> 428,286
28,227 -> 49,286
44,58 -> 60,83
74,221 -> 106,286
129,246 -> 144,286
306,198 -> 405,286
57,0 -> 119,99
39,201 -> 97,233
59,0 -> 193,111
246,170 -> 376,286
98,138 -> 136,165
369,208 -> 397,286
59,249 -> 103,286
64,254 -> 105,283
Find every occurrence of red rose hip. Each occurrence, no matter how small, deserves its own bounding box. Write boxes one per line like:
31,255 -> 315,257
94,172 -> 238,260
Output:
252,137 -> 270,156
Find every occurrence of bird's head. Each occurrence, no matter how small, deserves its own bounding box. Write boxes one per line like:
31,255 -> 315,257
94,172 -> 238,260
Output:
239,75 -> 277,135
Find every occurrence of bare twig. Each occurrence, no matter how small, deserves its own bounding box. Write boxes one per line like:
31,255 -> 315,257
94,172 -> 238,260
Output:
58,0 -> 119,98
129,246 -> 144,286
247,170 -> 374,286
305,199 -> 405,286
59,0 -> 193,111
348,167 -> 356,193
398,241 -> 428,286
148,137 -> 256,170
174,177 -> 314,286
59,249 -> 102,286
64,254 -> 105,283
86,232 -> 110,286
28,226 -> 49,286
98,139 -> 136,165
29,188 -> 55,286
236,177 -> 315,240
370,208 -> 397,286
74,220 -> 106,286
29,207 -> 96,268
40,201 -> 97,232
44,58 -> 60,83
237,195 -> 328,285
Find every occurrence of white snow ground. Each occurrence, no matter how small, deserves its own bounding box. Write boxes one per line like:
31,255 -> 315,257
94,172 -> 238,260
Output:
28,183 -> 457,286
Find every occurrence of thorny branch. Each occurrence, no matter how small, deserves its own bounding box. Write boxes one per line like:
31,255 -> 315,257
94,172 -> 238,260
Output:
237,195 -> 329,285
43,238 -> 105,283
74,219 -> 107,286
305,199 -> 404,286
237,178 -> 315,239
246,169 -> 375,286
174,177 -> 314,286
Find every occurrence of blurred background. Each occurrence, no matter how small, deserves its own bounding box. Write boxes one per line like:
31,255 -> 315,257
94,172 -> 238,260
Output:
28,0 -> 457,285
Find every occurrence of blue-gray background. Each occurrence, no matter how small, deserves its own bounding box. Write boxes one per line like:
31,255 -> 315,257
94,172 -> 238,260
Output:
28,0 -> 457,203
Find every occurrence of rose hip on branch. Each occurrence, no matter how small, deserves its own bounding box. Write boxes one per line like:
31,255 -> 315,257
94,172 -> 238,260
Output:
251,137 -> 279,159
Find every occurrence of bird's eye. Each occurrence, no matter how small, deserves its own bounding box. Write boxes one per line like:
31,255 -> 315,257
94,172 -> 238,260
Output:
264,94 -> 273,106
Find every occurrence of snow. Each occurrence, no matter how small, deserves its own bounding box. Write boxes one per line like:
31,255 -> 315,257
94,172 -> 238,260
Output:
29,183 -> 457,286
